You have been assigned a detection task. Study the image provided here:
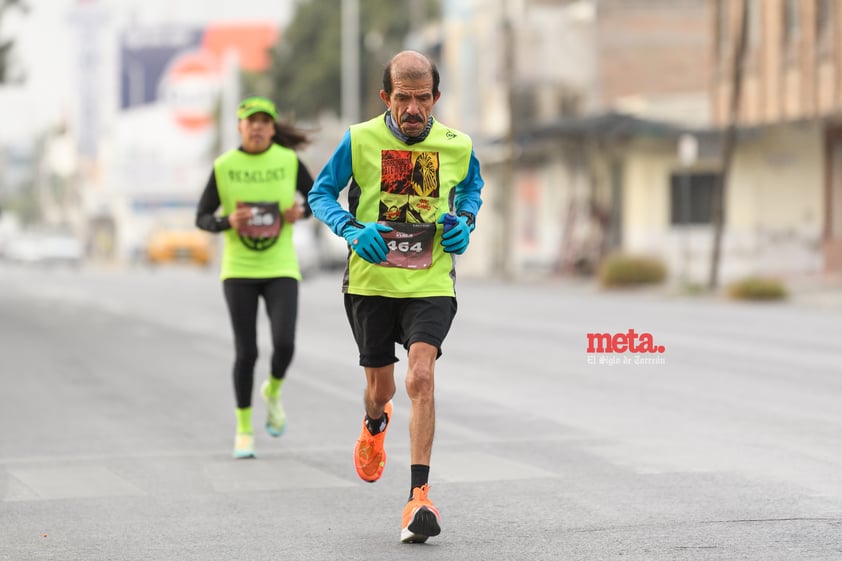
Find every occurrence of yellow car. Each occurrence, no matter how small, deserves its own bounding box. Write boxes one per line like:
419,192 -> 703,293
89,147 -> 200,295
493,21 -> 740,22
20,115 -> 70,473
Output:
145,226 -> 214,266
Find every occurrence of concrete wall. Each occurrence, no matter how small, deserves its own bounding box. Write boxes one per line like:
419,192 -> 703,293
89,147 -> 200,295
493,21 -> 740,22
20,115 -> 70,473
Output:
621,123 -> 824,284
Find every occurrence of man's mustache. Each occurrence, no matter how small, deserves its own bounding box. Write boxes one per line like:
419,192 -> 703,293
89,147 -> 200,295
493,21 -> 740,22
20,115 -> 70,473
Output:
402,114 -> 424,123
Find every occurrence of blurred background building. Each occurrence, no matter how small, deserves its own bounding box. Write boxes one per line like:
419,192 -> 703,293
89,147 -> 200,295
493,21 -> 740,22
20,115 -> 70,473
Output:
0,0 -> 840,286
710,0 -> 842,274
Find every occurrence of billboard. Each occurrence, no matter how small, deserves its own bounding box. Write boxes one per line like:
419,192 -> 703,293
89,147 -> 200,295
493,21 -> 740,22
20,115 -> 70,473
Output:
114,23 -> 278,203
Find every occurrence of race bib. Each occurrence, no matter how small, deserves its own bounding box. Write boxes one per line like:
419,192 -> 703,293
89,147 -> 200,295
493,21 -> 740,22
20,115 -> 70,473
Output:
378,221 -> 435,269
237,201 -> 282,238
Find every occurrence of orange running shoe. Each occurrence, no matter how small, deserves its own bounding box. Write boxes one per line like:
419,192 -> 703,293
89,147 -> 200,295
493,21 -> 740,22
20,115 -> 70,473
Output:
353,401 -> 392,482
400,484 -> 441,543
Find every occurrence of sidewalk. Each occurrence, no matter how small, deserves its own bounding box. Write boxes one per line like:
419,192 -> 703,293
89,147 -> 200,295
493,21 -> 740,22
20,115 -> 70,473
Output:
783,272 -> 842,311
506,270 -> 842,313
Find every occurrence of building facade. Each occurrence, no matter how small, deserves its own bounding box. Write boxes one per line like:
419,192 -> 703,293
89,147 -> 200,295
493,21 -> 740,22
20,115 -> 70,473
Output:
712,0 -> 842,271
599,0 -> 712,127
712,0 -> 842,125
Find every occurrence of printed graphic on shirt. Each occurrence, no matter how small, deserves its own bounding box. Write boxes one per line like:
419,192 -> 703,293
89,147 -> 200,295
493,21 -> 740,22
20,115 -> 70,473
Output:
236,201 -> 281,251
379,195 -> 438,223
380,150 -> 441,223
226,167 -> 287,183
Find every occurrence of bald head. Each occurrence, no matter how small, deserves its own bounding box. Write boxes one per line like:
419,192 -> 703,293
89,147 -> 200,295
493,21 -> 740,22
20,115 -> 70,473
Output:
382,50 -> 440,97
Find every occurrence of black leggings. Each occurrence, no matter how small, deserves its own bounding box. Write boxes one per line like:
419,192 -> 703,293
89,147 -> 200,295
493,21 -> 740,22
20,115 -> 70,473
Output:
223,277 -> 298,409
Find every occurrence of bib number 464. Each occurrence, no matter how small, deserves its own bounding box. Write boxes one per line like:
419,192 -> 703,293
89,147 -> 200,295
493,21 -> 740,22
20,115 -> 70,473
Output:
387,240 -> 423,253
378,221 -> 435,269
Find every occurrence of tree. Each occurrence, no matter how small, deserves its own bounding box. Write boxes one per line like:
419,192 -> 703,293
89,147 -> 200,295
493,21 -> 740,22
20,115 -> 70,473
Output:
0,0 -> 29,83
262,0 -> 439,122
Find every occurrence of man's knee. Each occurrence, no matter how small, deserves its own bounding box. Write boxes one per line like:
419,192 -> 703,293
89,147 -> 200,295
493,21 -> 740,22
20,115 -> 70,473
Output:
406,343 -> 437,399
366,366 -> 396,405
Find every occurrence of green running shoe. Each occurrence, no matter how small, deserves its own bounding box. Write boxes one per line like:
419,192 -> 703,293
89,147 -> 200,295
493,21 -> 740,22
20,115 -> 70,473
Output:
261,380 -> 287,437
233,432 -> 255,459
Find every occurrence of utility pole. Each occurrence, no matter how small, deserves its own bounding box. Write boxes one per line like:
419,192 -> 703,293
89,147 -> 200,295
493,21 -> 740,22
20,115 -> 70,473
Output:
220,49 -> 240,152
341,0 -> 360,125
709,0 -> 748,290
406,0 -> 424,50
678,133 -> 698,282
499,5 -> 517,281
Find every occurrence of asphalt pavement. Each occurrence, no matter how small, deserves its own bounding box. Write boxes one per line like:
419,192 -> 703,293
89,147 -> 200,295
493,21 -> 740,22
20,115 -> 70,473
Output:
1,262 -> 841,561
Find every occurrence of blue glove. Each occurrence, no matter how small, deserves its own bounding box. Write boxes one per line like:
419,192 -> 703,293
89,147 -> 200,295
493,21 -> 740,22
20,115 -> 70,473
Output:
438,214 -> 471,254
342,221 -> 393,263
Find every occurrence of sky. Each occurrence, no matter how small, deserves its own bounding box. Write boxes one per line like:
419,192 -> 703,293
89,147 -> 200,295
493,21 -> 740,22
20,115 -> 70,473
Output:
0,0 -> 293,141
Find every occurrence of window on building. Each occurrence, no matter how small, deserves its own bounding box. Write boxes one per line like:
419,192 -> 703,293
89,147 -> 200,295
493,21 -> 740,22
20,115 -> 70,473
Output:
670,172 -> 721,225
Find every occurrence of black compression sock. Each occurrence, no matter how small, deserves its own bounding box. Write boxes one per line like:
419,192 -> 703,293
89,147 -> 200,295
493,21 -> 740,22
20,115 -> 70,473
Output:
409,464 -> 430,500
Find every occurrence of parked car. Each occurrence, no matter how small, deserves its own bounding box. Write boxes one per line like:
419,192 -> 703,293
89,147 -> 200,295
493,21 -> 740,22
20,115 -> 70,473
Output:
5,231 -> 84,268
140,220 -> 325,274
144,225 -> 213,266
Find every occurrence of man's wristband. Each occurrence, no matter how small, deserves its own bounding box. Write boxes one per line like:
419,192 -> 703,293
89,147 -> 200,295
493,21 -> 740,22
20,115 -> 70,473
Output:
457,211 -> 475,228
343,219 -> 364,232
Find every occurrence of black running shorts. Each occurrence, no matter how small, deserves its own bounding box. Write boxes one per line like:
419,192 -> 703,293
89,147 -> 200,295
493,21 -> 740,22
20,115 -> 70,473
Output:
343,294 -> 458,367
